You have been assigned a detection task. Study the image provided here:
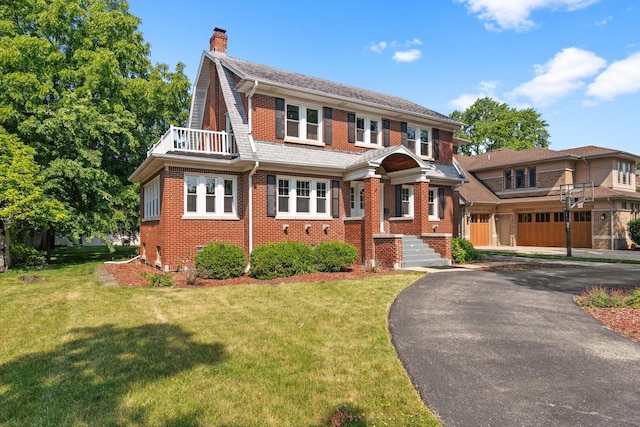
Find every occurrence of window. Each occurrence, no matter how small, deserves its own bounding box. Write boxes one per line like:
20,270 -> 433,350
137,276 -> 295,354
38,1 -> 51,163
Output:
407,125 -> 431,157
515,169 -> 525,189
286,103 -> 321,141
355,116 -> 381,145
471,214 -> 489,223
574,211 -> 591,222
401,186 -> 414,217
350,182 -> 365,217
143,178 -> 161,219
504,170 -> 512,189
518,213 -> 532,223
184,174 -> 236,217
428,188 -> 438,220
554,212 -> 565,222
529,167 -> 536,188
277,177 -> 330,217
535,213 -> 550,222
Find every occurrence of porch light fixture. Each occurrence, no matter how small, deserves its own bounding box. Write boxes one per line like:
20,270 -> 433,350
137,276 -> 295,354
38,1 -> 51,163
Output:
323,224 -> 329,233
305,224 -> 311,234
283,224 -> 289,233
600,213 -> 606,220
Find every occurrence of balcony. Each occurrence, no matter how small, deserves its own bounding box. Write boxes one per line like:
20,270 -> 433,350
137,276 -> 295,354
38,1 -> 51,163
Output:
147,126 -> 238,157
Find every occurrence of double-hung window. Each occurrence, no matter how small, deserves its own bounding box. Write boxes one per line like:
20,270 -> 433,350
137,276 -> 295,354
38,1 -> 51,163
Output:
529,167 -> 537,188
407,125 -> 431,157
143,178 -> 161,219
515,169 -> 525,189
277,177 -> 330,217
184,174 -> 237,217
286,102 -> 321,142
350,182 -> 365,217
355,116 -> 381,145
428,188 -> 438,220
401,185 -> 414,217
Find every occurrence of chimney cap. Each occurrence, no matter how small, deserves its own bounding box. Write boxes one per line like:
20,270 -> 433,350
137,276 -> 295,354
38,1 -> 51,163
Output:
213,27 -> 227,34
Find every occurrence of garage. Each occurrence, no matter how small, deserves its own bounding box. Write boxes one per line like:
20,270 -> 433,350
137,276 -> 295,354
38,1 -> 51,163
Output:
469,213 -> 491,246
516,211 -> 592,248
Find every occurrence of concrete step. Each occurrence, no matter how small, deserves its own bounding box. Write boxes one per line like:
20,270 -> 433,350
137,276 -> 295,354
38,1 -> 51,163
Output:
401,235 -> 450,268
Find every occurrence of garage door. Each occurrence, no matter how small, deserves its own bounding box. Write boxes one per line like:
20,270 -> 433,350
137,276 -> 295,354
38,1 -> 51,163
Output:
516,211 -> 592,248
470,214 -> 490,246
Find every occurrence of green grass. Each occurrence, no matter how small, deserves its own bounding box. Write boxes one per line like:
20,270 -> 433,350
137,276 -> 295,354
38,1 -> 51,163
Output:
0,250 -> 436,426
479,250 -> 640,265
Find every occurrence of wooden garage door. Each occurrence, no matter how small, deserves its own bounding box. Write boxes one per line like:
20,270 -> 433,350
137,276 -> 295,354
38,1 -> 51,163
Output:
470,214 -> 490,246
517,211 -> 592,248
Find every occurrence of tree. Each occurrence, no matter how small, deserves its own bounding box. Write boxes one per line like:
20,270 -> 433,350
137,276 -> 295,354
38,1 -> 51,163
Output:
450,97 -> 550,156
0,0 -> 190,241
0,129 -> 67,268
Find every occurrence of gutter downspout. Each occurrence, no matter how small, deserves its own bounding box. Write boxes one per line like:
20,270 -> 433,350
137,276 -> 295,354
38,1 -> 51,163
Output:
608,198 -> 614,250
246,161 -> 259,272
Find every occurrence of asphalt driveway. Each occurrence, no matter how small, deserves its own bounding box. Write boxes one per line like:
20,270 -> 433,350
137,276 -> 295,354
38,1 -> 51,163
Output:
389,261 -> 640,426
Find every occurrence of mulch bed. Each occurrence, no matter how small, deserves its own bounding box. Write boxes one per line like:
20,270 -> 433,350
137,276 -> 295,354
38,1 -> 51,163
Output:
580,307 -> 640,343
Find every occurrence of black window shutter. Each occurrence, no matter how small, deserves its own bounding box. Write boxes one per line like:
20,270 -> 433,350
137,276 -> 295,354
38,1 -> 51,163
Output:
400,122 -> 408,147
331,180 -> 340,218
433,128 -> 440,161
275,98 -> 285,139
383,119 -> 390,147
324,107 -> 332,145
267,175 -> 276,217
438,187 -> 445,220
347,113 -> 356,143
395,184 -> 403,217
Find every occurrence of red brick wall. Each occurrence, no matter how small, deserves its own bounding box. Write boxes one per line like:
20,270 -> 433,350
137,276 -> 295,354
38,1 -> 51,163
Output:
422,235 -> 452,260
344,220 -> 365,264
374,236 -> 402,268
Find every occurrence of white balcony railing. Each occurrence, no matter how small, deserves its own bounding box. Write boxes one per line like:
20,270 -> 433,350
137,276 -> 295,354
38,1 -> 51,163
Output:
147,126 -> 237,157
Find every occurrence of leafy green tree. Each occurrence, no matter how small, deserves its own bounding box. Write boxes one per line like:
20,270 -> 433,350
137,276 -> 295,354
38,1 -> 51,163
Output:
450,97 -> 550,156
0,129 -> 66,268
0,0 -> 190,241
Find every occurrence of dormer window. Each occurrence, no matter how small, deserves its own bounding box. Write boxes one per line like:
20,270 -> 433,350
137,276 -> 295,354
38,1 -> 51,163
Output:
286,102 -> 321,142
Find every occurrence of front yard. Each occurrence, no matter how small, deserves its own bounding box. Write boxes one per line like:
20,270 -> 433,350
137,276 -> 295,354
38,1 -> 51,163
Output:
0,248 -> 437,426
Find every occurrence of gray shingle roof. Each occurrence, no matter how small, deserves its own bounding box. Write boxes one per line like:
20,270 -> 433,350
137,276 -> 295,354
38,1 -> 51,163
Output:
212,52 -> 463,128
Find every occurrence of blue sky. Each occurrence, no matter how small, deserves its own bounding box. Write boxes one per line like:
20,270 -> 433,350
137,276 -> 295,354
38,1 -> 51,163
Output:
129,0 -> 640,152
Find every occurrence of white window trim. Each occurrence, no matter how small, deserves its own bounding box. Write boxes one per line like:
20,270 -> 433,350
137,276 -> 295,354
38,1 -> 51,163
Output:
354,115 -> 381,147
183,173 -> 238,219
143,177 -> 161,220
407,124 -> 432,159
349,182 -> 365,217
284,101 -> 323,145
428,188 -> 439,221
276,176 -> 331,219
401,185 -> 414,218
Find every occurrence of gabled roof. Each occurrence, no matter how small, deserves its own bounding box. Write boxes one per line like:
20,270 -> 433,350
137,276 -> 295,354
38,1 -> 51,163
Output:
462,147 -> 570,172
558,145 -> 640,161
208,52 -> 463,130
456,155 -> 500,204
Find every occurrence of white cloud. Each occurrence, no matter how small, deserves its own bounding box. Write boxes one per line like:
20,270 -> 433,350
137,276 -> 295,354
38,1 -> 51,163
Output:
587,52 -> 640,100
370,41 -> 387,54
595,16 -> 612,26
448,80 -> 500,110
508,47 -> 606,105
393,49 -> 422,63
455,0 -> 599,32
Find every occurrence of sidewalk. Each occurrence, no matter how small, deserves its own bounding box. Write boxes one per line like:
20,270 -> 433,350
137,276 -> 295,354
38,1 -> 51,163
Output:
475,245 -> 640,262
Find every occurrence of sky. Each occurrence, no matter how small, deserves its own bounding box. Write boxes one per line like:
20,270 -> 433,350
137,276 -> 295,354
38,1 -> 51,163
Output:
128,0 -> 640,153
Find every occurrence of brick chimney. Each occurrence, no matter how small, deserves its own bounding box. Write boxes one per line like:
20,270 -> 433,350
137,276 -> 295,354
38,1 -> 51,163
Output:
210,27 -> 228,53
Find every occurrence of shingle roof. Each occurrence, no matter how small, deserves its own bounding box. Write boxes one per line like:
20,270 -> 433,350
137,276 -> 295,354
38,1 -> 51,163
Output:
456,156 -> 500,204
558,145 -> 640,160
212,53 -> 463,128
462,147 -> 569,172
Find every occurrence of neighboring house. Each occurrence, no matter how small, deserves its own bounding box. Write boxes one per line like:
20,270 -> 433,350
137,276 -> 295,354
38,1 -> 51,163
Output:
129,28 -> 468,271
457,146 -> 640,249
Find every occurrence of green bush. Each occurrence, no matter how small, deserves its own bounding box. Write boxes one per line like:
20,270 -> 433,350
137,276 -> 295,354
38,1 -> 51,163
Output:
629,219 -> 640,246
451,238 -> 482,264
313,241 -> 358,272
195,242 -> 246,279
576,286 -> 626,308
142,272 -> 174,287
8,244 -> 47,270
249,241 -> 314,280
626,288 -> 640,308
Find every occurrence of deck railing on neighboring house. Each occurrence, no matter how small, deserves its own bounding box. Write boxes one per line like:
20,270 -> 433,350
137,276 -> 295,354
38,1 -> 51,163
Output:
147,126 -> 237,157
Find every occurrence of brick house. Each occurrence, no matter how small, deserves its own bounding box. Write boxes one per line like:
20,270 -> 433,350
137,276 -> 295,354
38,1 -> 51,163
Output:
129,28 -> 467,271
457,146 -> 640,249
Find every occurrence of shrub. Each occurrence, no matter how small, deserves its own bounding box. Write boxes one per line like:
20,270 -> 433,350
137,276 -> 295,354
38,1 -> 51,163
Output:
195,242 -> 246,280
249,241 -> 314,280
451,238 -> 482,264
576,286 -> 626,308
313,241 -> 358,272
629,219 -> 640,246
627,288 -> 640,308
8,244 -> 47,270
142,272 -> 174,287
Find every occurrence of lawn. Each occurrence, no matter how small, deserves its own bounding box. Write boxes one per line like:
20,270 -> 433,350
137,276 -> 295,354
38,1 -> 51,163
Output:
0,248 -> 437,426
